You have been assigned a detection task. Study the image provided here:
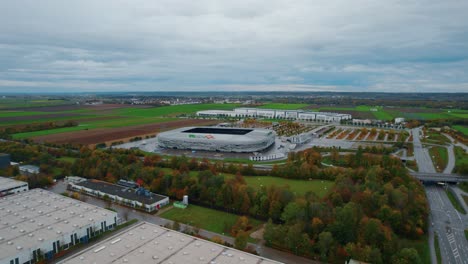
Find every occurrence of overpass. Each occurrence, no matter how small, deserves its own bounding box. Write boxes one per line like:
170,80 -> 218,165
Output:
410,172 -> 468,183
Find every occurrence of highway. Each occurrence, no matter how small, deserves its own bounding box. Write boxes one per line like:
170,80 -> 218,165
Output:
426,185 -> 468,264
411,127 -> 468,264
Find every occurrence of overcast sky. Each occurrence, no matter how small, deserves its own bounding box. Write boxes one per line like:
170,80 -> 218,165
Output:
1,0 -> 467,93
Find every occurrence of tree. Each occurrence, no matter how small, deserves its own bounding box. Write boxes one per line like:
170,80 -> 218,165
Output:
318,231 -> 334,261
391,248 -> 422,264
234,231 -> 248,250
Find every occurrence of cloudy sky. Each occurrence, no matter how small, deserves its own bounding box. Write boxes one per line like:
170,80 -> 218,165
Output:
1,0 -> 467,93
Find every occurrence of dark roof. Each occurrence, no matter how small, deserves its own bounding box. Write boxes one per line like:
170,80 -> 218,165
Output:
76,180 -> 168,204
182,127 -> 253,135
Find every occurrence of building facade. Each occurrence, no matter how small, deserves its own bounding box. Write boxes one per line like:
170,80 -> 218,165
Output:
0,177 -> 28,197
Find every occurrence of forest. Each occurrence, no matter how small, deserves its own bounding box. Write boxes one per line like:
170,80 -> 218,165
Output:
0,141 -> 428,263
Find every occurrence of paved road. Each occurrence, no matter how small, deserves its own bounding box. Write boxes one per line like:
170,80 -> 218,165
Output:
49,181 -> 317,264
426,185 -> 468,264
444,133 -> 468,153
412,127 -> 436,173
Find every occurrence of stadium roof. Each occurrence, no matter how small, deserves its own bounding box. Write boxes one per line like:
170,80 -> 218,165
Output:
60,222 -> 282,264
75,180 -> 168,204
0,189 -> 116,262
182,127 -> 253,135
0,176 -> 27,192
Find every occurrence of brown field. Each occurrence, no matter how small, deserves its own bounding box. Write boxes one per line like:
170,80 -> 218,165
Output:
31,119 -> 218,146
0,113 -> 86,123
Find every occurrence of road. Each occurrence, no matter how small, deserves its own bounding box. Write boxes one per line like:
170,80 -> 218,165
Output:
426,185 -> 468,264
411,127 -> 468,264
49,181 -> 317,264
412,127 -> 436,173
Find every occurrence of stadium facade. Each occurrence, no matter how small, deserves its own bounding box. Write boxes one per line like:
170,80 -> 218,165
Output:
197,107 -> 352,122
157,127 -> 276,152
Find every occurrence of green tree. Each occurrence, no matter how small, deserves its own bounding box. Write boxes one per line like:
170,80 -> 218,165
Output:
318,231 -> 334,261
234,231 -> 248,250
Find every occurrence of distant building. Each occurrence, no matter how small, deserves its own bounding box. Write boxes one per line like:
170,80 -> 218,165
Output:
0,176 -> 28,196
64,176 -> 87,184
395,117 -> 405,124
196,107 -> 352,122
69,180 -> 169,212
0,153 -> 11,169
19,164 -> 40,175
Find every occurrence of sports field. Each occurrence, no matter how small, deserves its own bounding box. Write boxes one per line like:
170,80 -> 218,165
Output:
159,204 -> 263,235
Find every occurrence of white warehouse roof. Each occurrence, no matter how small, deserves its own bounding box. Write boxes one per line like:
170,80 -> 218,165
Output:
0,189 -> 117,263
0,176 -> 28,192
61,221 -> 283,264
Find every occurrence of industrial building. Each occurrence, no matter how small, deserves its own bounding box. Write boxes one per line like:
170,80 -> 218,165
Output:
18,165 -> 40,175
196,107 -> 352,122
0,177 -> 28,197
0,189 -> 117,264
0,154 -> 10,169
157,126 -> 276,153
60,221 -> 282,264
68,180 -> 169,212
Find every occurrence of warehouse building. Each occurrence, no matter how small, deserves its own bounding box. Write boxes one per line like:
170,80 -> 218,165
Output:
196,107 -> 352,122
69,180 -> 169,212
0,189 -> 117,264
60,221 -> 282,264
157,126 -> 276,153
0,177 -> 29,197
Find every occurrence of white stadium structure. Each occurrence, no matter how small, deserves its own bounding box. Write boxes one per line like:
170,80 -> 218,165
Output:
196,107 -> 352,122
157,127 -> 276,153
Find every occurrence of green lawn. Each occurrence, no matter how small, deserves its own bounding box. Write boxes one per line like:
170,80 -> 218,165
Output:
446,190 -> 466,214
453,125 -> 468,136
116,103 -> 240,117
423,132 -> 450,145
239,176 -> 333,197
429,146 -> 448,173
258,103 -> 309,110
0,111 -> 49,117
159,168 -> 333,197
372,110 -> 394,121
435,234 -> 442,264
454,146 -> 468,174
465,230 -> 468,242
159,204 -> 262,235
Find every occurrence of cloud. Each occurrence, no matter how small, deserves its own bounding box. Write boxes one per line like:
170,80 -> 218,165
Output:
0,0 -> 467,92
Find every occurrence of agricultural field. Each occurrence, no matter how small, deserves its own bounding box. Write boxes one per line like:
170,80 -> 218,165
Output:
453,125 -> 468,136
0,98 -> 72,109
257,103 -> 309,110
159,204 -> 263,235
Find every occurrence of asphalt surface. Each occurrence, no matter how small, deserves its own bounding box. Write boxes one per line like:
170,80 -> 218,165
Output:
49,181 -> 317,264
426,186 -> 468,264
412,127 -> 437,173
411,127 -> 468,264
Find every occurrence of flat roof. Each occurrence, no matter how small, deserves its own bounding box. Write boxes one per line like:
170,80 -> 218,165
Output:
0,189 -> 116,262
0,176 -> 27,192
75,180 -> 168,205
60,222 -> 283,264
182,127 -> 253,135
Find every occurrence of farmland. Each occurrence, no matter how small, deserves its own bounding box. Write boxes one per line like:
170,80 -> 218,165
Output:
257,103 -> 309,110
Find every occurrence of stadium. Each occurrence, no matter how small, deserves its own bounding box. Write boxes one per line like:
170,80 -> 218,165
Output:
157,126 -> 276,152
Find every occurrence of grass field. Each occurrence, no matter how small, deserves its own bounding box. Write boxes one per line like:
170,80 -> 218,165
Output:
435,234 -> 442,264
429,146 -> 448,173
235,175 -> 333,197
446,190 -> 466,214
258,103 -> 309,110
57,156 -> 77,163
0,98 -> 71,109
159,204 -> 263,235
116,103 -> 239,117
453,125 -> 468,136
159,168 -> 333,197
423,131 -> 450,145
454,146 -> 468,173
